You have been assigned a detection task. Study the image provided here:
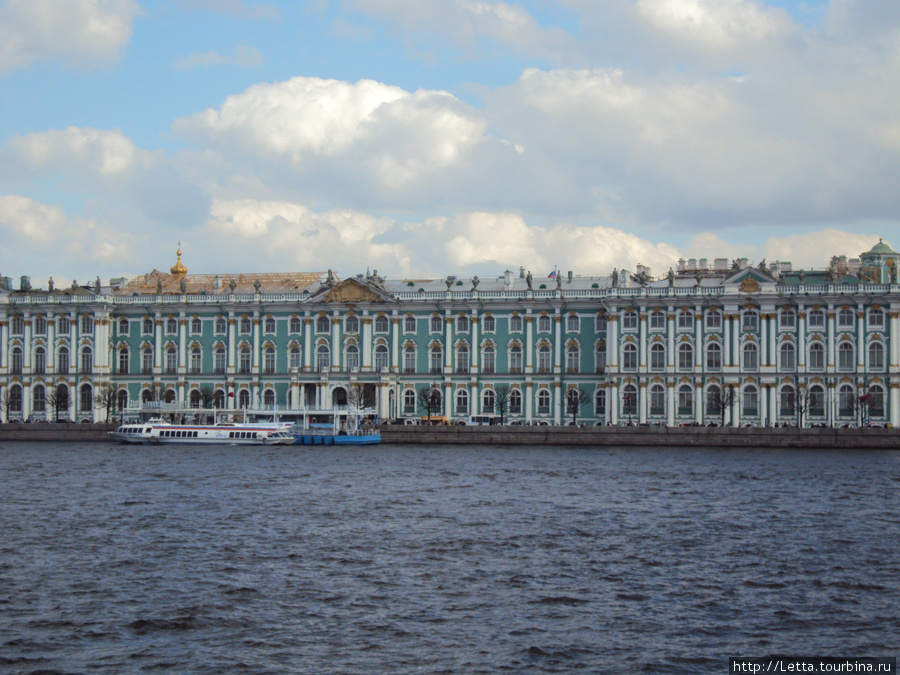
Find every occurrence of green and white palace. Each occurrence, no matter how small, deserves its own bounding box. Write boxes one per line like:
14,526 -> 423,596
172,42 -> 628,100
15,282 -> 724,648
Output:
2,241 -> 899,427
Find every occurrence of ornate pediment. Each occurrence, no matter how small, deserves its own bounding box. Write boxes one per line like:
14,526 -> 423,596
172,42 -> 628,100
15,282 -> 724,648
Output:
318,278 -> 391,304
739,277 -> 761,294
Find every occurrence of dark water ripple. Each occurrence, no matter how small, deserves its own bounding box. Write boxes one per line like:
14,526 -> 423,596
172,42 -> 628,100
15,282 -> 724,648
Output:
1,443 -> 898,673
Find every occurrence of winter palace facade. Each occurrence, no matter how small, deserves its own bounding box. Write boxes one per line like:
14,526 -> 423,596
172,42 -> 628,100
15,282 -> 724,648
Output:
1,241 -> 899,427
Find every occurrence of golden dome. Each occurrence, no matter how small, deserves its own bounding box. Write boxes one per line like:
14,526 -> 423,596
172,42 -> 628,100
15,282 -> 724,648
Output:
170,245 -> 187,276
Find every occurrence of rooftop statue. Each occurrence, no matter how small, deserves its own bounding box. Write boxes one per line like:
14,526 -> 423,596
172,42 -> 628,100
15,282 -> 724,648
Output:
526,270 -> 533,290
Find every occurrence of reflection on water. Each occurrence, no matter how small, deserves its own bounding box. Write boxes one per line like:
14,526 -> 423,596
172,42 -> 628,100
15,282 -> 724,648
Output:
1,443 -> 898,673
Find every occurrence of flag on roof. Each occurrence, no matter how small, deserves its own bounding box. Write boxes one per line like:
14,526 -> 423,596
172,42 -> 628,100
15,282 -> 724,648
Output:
548,268 -> 557,278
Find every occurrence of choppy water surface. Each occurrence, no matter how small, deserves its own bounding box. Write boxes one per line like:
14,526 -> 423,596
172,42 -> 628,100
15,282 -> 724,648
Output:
1,442 -> 898,674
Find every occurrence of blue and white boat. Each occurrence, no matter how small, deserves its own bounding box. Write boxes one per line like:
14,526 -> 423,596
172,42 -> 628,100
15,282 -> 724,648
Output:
110,419 -> 296,445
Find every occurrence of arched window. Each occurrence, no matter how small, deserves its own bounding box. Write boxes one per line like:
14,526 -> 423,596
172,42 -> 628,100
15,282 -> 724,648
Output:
118,347 -> 129,375
165,346 -> 177,373
141,346 -> 152,374
510,389 -> 522,414
595,344 -> 606,373
595,313 -> 607,331
81,315 -> 94,334
622,343 -> 638,371
838,384 -> 855,417
216,317 -> 227,334
868,308 -> 885,328
509,314 -> 523,333
32,385 -> 45,413
190,347 -> 202,373
537,389 -> 551,414
482,345 -> 495,374
289,347 -> 301,371
868,342 -> 885,371
483,389 -> 495,414
190,389 -> 202,408
742,385 -> 759,417
404,315 -> 416,333
346,315 -> 360,333
706,309 -> 722,330
537,314 -> 551,333
649,384 -> 665,416
509,344 -> 523,373
678,343 -> 693,371
430,344 -> 442,374
649,311 -> 665,330
316,344 -> 330,371
808,309 -> 825,329
780,385 -> 796,416
706,342 -> 722,371
537,344 -> 551,373
403,389 -> 416,414
838,342 -> 855,371
742,343 -> 758,371
238,389 -> 251,409
809,385 -> 826,417
566,314 -> 579,332
648,343 -> 665,371
263,389 -> 275,408
403,345 -> 416,373
118,318 -> 129,334
622,385 -> 638,416
116,389 -> 128,412
8,384 -> 22,413
142,317 -> 154,334
779,309 -> 796,329
868,386 -> 885,417
191,317 -> 202,334
264,316 -> 276,334
456,344 -> 470,373
79,384 -> 92,412
622,310 -> 638,331
241,317 -> 253,334
594,389 -> 606,416
215,347 -> 226,373
289,316 -> 301,333
456,315 -> 470,333
455,388 -> 468,415
482,315 -> 495,332
779,342 -> 796,371
239,347 -> 251,373
33,346 -> 46,374
705,385 -> 722,418
430,315 -> 443,333
214,389 -> 225,408
345,344 -> 359,371
263,347 -> 275,374
566,344 -> 579,372
80,346 -> 93,373
808,342 -> 825,371
166,317 -> 177,334
374,344 -> 389,371
677,385 -> 693,416
374,315 -> 389,334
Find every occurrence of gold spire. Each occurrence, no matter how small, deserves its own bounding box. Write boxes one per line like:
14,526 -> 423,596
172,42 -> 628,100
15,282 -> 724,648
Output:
170,242 -> 188,276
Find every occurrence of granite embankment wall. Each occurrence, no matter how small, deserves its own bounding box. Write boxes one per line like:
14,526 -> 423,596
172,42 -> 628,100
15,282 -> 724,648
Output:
379,425 -> 900,450
0,423 -> 118,442
1,423 -> 898,449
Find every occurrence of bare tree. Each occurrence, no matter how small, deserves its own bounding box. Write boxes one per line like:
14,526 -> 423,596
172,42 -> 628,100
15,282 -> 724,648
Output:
417,385 -> 442,422
347,383 -> 376,410
0,388 -> 14,422
493,384 -> 511,425
199,384 -> 217,409
46,384 -> 69,422
707,385 -> 737,427
565,387 -> 590,426
93,385 -> 118,422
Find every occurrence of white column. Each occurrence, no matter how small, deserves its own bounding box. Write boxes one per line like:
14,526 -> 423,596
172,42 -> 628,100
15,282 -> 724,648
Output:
606,313 -> 618,370
470,313 -> 479,373
154,315 -> 163,371
23,313 -> 32,374
639,313 -> 647,372
228,314 -> 236,373
303,316 -> 312,371
331,313 -> 341,369
554,313 -> 562,373
362,314 -> 372,370
666,313 -> 675,369
609,381 -> 619,425
666,381 -> 675,426
525,313 -> 534,372
798,309 -> 806,369
46,313 -> 56,373
553,382 -> 561,424
639,382 -> 648,424
391,315 -> 400,372
827,308 -> 836,369
445,313 -> 454,373
252,314 -> 261,371
178,314 -> 187,375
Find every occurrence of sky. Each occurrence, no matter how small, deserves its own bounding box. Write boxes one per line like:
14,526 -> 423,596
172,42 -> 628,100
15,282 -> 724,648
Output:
0,0 -> 898,286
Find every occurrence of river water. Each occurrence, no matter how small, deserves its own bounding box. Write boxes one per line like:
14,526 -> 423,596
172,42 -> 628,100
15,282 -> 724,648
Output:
1,442 -> 898,674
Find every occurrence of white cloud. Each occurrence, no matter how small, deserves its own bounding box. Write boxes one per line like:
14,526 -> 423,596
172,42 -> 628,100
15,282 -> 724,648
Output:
171,44 -> 263,70
174,0 -> 280,20
636,0 -> 791,49
761,229 -> 884,269
0,0 -> 140,73
0,194 -> 66,242
8,127 -> 148,176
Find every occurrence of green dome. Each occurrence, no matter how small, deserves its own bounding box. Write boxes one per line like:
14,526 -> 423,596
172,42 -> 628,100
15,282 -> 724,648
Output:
864,238 -> 896,255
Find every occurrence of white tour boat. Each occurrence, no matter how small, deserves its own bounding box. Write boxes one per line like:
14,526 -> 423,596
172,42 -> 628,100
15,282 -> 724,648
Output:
110,419 -> 296,445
